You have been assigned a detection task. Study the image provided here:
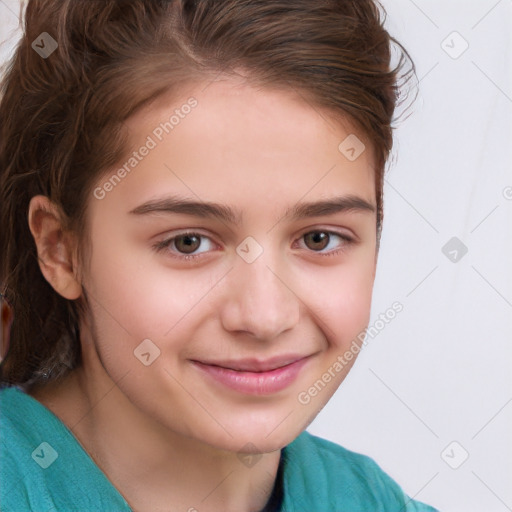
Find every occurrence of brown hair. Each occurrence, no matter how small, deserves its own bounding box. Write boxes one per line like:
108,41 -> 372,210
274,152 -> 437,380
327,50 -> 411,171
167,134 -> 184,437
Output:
0,0 -> 416,387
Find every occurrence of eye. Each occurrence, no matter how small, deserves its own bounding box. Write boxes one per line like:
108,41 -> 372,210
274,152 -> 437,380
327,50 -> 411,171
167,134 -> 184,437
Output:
153,232 -> 216,260
297,230 -> 354,256
153,229 -> 355,262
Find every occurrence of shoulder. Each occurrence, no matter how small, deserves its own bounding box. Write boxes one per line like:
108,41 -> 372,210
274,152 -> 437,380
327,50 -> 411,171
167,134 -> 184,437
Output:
281,430 -> 440,511
1,385 -> 53,511
0,385 -> 131,512
0,385 -> 50,466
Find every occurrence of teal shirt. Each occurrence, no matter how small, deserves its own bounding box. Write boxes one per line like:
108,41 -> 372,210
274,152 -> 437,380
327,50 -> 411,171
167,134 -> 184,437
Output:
0,386 -> 439,511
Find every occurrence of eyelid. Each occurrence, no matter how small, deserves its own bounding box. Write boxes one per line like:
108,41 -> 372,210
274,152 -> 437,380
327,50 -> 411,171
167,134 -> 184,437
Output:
296,224 -> 357,242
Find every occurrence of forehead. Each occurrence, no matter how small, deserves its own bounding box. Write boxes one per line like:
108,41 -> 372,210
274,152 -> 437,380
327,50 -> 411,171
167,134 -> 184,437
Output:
102,78 -> 376,218
130,77 -> 374,160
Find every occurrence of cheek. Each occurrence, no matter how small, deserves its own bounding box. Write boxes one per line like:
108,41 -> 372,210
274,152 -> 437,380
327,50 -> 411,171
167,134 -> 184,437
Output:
328,278 -> 373,350
81,231 -> 210,352
295,255 -> 375,349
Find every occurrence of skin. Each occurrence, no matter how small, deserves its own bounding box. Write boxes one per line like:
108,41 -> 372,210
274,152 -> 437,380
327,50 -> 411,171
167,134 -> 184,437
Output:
27,77 -> 378,512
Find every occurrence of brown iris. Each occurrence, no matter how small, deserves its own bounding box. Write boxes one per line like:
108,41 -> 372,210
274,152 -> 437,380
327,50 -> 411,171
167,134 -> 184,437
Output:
174,234 -> 201,254
303,231 -> 330,251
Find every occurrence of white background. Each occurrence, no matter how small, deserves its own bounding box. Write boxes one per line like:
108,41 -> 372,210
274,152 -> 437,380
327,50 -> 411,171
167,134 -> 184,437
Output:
1,1 -> 511,511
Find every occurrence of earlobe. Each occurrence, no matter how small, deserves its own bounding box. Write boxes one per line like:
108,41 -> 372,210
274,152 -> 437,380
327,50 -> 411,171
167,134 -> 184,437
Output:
27,195 -> 82,300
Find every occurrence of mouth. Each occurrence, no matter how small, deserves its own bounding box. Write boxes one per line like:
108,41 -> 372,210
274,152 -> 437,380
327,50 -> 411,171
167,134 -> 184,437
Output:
190,354 -> 313,395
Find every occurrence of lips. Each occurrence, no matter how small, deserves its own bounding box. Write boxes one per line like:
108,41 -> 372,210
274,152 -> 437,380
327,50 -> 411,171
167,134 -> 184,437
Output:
194,354 -> 308,373
190,354 -> 312,395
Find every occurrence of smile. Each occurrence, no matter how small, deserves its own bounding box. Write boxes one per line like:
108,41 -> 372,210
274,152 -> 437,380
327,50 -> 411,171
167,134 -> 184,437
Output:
190,355 -> 312,395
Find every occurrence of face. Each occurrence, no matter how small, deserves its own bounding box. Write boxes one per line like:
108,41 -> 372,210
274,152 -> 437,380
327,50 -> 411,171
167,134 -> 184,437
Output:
81,77 -> 377,453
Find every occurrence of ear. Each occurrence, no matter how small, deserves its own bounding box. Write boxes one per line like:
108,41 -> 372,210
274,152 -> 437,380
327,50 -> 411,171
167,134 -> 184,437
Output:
27,195 -> 82,300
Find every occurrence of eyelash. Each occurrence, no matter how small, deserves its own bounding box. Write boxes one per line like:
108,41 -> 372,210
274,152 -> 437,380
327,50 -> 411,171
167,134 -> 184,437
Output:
152,229 -> 355,261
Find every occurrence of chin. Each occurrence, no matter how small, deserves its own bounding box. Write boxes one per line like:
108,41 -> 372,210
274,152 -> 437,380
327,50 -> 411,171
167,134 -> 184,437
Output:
209,432 -> 297,456
195,412 -> 312,455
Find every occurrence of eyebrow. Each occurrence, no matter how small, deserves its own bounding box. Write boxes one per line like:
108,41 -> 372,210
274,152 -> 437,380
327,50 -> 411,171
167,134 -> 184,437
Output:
128,194 -> 376,225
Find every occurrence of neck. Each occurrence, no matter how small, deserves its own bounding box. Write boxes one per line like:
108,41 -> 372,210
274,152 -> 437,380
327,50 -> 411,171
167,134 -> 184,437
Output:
28,334 -> 281,512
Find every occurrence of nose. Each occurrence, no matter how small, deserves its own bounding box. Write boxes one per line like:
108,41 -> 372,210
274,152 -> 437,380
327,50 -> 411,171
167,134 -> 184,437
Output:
219,252 -> 300,341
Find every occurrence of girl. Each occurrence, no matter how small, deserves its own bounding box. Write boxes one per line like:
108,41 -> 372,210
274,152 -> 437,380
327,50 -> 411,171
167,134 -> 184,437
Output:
0,1 -> 439,510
